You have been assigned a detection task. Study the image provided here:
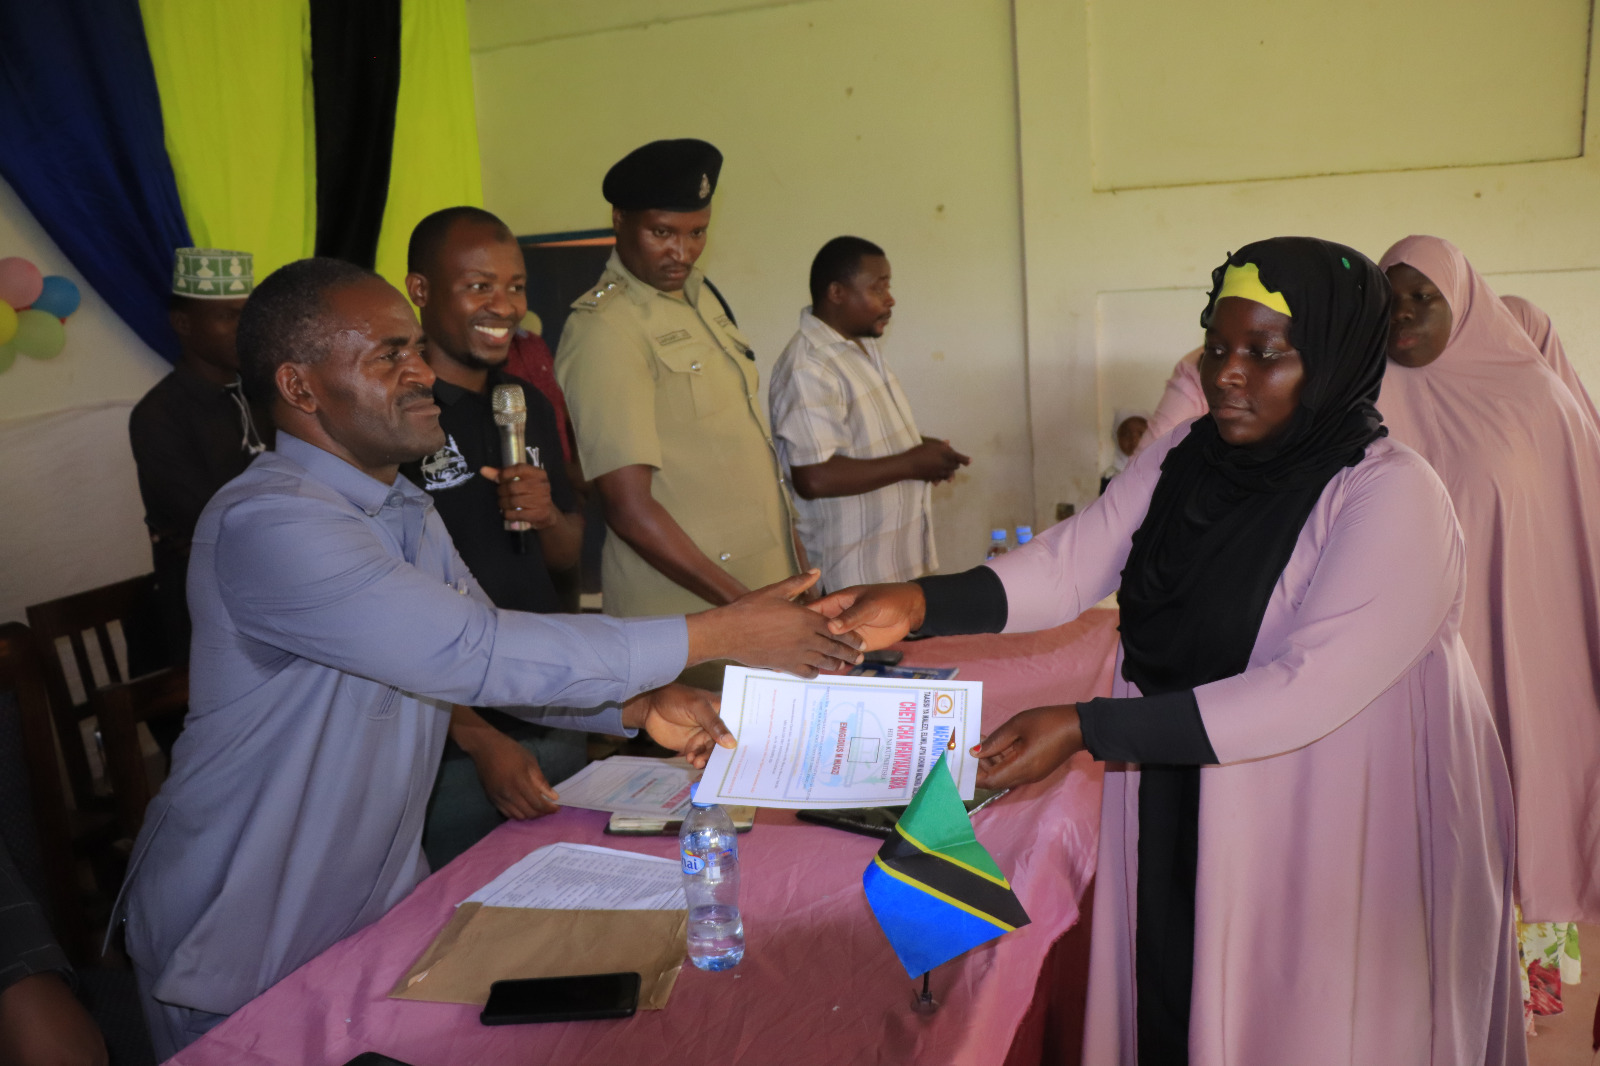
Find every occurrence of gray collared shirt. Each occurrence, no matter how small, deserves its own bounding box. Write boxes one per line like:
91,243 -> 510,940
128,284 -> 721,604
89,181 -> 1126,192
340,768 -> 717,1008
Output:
120,432 -> 687,1015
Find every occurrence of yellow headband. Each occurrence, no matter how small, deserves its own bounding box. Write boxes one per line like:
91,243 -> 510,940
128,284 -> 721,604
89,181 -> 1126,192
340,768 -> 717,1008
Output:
1214,262 -> 1292,318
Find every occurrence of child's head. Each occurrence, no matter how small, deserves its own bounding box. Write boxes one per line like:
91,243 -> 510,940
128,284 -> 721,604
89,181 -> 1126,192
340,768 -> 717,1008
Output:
1115,414 -> 1148,457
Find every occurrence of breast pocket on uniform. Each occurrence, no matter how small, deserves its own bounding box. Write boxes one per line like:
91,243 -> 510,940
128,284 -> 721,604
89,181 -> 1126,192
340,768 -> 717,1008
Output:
653,339 -> 732,420
719,321 -> 757,361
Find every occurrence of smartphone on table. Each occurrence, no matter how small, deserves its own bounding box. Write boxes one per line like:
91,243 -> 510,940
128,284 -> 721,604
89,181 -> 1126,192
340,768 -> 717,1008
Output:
479,972 -> 642,1025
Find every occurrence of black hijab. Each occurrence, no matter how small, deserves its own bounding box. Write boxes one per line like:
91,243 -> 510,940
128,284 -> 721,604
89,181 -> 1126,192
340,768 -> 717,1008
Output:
1119,237 -> 1390,695
1114,237 -> 1390,1065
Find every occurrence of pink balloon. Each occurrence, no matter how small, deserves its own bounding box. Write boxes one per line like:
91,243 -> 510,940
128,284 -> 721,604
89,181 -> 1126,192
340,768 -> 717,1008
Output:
0,257 -> 43,309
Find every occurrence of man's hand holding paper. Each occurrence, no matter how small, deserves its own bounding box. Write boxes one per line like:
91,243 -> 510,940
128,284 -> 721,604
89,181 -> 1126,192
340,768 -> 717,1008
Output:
622,684 -> 734,768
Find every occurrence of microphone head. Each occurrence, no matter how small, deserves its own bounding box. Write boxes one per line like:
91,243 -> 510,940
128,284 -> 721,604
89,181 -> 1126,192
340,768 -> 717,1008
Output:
491,384 -> 527,427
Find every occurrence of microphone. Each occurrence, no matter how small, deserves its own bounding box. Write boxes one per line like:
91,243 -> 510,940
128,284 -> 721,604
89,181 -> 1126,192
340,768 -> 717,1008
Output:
490,384 -> 530,555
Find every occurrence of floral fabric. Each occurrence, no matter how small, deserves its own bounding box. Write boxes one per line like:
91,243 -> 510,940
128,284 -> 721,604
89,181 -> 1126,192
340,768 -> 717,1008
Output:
1516,910 -> 1580,1032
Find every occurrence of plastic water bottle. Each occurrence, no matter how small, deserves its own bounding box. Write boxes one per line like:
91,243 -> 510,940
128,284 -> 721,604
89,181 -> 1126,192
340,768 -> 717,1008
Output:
1016,526 -> 1033,546
680,785 -> 744,971
986,528 -> 1009,559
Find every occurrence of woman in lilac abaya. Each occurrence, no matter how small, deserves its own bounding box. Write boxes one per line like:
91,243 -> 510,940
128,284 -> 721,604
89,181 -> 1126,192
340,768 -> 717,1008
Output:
1500,292 -> 1600,431
1379,236 -> 1600,1028
819,238 -> 1523,1066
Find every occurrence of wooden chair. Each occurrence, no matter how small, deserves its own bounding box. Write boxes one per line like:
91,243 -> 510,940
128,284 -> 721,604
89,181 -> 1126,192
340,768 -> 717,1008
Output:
25,574 -> 164,810
93,668 -> 189,839
0,621 -> 97,963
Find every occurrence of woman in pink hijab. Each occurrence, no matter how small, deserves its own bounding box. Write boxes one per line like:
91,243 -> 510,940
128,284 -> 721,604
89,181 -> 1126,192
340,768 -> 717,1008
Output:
1134,348 -> 1206,456
1500,293 -> 1600,431
1379,235 -> 1600,1020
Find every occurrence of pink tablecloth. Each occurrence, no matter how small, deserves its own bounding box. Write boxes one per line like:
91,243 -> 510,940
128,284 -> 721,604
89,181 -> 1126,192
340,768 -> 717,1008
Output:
169,611 -> 1120,1066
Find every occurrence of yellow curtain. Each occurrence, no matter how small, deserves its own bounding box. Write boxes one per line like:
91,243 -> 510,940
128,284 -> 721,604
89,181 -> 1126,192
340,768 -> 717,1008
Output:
140,0 -> 316,282
371,0 -> 484,296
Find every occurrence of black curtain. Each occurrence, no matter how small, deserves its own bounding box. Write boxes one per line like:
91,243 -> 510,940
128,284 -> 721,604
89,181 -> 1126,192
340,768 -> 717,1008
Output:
310,0 -> 401,268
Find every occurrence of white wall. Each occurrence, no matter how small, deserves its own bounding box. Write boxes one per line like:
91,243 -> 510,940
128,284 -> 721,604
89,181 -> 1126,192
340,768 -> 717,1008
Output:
0,176 -> 166,620
475,0 -> 1600,536
469,0 -> 1035,570
0,177 -> 169,422
1014,0 -> 1600,515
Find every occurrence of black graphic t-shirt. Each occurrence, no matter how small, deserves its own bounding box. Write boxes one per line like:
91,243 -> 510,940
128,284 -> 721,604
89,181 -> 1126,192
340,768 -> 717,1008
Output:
401,369 -> 576,616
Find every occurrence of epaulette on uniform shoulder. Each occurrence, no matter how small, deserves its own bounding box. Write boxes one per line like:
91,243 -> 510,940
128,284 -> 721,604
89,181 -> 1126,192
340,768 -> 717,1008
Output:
570,277 -> 623,312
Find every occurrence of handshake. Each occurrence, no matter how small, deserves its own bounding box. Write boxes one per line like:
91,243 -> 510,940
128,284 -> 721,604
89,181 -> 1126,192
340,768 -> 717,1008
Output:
651,574 -> 923,768
683,571 -> 926,680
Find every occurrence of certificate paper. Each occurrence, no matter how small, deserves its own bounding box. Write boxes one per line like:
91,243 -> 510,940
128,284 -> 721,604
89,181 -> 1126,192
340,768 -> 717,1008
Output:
695,667 -> 983,809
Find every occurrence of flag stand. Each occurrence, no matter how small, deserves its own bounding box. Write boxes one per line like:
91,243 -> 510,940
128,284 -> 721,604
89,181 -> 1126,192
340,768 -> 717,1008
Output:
910,971 -> 939,1014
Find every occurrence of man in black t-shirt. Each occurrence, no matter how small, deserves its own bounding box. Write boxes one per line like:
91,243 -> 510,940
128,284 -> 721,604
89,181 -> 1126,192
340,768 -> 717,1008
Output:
410,369 -> 575,613
401,208 -> 588,868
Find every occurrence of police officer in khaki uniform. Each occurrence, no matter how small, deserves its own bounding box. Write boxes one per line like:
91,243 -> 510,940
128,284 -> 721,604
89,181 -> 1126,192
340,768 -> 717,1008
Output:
556,139 -> 805,625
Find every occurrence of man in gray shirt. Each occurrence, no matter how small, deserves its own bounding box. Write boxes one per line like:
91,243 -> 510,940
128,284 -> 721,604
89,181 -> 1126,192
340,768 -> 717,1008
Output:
117,258 -> 858,1057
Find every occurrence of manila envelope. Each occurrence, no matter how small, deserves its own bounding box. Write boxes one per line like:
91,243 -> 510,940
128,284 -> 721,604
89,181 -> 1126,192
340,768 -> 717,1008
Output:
390,904 -> 688,1010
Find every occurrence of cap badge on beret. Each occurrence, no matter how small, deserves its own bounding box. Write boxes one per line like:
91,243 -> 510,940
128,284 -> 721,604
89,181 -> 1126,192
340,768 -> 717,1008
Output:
603,138 -> 724,212
172,248 -> 254,299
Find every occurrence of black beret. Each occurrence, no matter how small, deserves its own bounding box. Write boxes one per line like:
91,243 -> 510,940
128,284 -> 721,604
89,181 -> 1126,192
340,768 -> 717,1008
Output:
603,139 -> 723,212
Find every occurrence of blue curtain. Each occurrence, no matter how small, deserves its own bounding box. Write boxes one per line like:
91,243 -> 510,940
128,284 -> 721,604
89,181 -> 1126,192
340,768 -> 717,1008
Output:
0,0 -> 191,362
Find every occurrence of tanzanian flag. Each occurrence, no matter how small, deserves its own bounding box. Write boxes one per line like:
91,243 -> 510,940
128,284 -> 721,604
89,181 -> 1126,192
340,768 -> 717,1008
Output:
862,753 -> 1030,977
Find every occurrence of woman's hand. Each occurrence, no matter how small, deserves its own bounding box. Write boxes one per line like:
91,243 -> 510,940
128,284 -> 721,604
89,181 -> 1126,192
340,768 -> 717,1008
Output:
973,704 -> 1083,790
811,582 -> 926,651
623,684 -> 736,768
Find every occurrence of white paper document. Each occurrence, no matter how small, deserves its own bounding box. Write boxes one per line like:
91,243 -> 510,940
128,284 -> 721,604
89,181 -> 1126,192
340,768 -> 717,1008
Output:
461,842 -> 684,910
694,667 -> 984,809
552,755 -> 695,818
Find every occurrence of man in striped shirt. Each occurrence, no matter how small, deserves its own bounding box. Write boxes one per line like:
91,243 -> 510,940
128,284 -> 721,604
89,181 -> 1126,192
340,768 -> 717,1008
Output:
769,237 -> 969,592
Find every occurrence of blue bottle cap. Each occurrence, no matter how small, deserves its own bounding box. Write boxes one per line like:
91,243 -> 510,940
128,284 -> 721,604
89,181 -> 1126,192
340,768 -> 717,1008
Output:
688,782 -> 715,808
991,529 -> 1006,540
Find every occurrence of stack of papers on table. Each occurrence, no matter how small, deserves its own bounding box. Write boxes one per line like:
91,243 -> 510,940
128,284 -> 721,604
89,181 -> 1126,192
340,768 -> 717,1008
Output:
391,843 -> 689,1009
552,755 -> 697,819
461,842 -> 684,909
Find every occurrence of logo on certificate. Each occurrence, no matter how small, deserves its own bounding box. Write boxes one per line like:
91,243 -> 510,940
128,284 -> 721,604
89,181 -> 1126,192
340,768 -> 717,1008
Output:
934,694 -> 955,715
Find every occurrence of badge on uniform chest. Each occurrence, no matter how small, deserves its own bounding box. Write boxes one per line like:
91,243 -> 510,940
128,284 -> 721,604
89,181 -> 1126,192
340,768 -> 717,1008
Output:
655,329 -> 692,346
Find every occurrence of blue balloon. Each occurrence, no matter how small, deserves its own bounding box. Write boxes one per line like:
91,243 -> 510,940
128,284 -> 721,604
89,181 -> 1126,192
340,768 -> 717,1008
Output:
32,275 -> 80,318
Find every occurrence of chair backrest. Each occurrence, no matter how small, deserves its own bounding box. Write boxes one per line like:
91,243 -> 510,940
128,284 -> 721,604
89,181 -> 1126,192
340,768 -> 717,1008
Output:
25,574 -> 161,809
0,621 -> 91,963
91,667 -> 188,839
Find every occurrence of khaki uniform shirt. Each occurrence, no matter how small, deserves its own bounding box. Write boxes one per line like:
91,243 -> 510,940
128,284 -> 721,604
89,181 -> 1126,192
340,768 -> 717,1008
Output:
556,251 -> 798,617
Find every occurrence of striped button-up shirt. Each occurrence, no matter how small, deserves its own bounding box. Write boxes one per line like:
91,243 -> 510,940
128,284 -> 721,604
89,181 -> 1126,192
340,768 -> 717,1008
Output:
769,309 -> 937,591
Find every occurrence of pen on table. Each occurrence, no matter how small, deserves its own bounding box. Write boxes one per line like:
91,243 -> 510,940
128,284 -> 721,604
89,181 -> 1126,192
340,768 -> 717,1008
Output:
968,789 -> 1010,817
